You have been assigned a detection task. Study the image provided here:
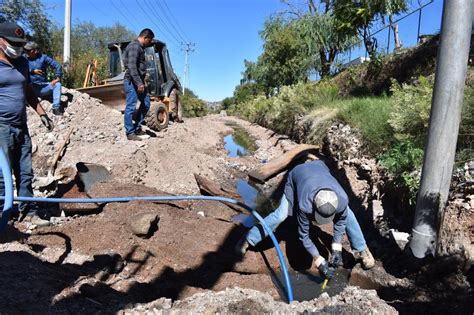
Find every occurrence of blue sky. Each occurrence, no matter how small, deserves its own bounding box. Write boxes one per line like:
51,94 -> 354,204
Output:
42,0 -> 443,102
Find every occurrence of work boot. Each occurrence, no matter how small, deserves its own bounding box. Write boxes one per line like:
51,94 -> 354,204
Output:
52,107 -> 64,116
127,134 -> 142,141
235,236 -> 249,256
135,131 -> 150,140
22,215 -> 50,227
359,247 -> 375,270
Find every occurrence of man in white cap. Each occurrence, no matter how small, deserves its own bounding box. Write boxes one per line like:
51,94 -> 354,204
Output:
23,41 -> 63,115
236,160 -> 375,278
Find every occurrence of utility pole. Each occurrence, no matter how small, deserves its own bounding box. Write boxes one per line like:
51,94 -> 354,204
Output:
63,0 -> 72,72
408,0 -> 472,259
182,42 -> 195,95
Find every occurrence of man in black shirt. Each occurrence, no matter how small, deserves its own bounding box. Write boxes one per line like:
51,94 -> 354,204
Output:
123,28 -> 154,141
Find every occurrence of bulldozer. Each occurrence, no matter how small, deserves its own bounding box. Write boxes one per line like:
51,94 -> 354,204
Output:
77,39 -> 182,131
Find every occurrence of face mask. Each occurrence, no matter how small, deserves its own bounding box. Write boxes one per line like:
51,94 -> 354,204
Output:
0,39 -> 23,59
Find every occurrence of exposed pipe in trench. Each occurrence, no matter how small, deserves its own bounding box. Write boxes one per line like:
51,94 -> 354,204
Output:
0,150 -> 294,303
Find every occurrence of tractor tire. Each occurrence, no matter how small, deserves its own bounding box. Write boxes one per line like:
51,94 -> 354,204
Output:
145,102 -> 169,131
169,89 -> 183,123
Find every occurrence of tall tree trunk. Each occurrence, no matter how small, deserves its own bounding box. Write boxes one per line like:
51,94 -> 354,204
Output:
389,16 -> 402,50
319,50 -> 330,78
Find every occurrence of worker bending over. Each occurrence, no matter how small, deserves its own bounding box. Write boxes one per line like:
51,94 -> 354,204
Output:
236,160 -> 375,278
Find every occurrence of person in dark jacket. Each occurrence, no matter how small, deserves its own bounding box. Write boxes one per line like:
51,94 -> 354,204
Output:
122,28 -> 154,141
236,160 -> 375,277
24,41 -> 63,116
0,22 -> 54,227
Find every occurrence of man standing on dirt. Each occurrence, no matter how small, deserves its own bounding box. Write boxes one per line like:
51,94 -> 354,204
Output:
123,28 -> 155,141
24,41 -> 63,116
236,160 -> 375,278
0,22 -> 54,226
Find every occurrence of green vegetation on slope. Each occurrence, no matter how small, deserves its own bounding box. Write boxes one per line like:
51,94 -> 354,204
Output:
228,76 -> 474,207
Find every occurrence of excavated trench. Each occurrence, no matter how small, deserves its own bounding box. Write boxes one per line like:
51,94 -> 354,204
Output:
223,126 -> 473,312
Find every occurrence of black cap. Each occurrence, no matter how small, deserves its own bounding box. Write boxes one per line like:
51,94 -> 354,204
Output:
0,22 -> 26,45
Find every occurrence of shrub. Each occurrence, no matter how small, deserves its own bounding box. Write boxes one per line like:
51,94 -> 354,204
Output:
378,139 -> 424,205
455,85 -> 474,165
388,76 -> 432,142
337,97 -> 394,154
182,93 -> 208,117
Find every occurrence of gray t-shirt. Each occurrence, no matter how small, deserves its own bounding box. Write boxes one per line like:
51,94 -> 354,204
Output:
0,56 -> 29,126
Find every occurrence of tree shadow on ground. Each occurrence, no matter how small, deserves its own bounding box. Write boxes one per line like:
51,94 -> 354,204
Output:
0,230 -> 143,313
118,225 -> 246,304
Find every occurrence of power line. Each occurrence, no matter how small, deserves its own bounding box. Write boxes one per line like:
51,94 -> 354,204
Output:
135,0 -> 180,47
86,0 -> 111,20
118,0 -> 144,28
159,0 -> 189,40
143,0 -> 183,46
108,0 -> 136,28
154,0 -> 189,43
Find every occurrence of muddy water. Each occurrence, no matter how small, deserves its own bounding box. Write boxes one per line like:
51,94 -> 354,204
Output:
272,268 -> 351,302
224,128 -> 257,157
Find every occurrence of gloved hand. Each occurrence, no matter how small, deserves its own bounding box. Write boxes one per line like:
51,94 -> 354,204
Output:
40,114 -> 54,131
318,260 -> 335,279
329,243 -> 343,267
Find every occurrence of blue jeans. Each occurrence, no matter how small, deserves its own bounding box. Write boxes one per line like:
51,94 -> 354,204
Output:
0,124 -> 36,215
246,196 -> 367,252
31,82 -> 62,109
123,79 -> 150,135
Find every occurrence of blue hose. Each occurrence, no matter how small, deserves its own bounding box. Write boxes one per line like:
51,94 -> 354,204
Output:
4,194 -> 294,302
0,149 -> 13,231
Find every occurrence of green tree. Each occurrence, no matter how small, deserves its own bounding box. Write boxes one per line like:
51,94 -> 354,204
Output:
253,17 -> 309,95
0,0 -> 52,54
334,0 -> 409,57
293,12 -> 357,78
279,1 -> 358,78
51,21 -> 135,88
181,89 -> 208,117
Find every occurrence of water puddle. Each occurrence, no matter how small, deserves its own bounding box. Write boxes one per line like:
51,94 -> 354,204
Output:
272,268 -> 351,302
236,179 -> 259,209
224,128 -> 257,157
231,213 -> 256,228
232,179 -> 276,227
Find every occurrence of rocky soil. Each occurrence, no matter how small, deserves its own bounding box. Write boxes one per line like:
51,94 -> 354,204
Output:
0,89 -> 472,313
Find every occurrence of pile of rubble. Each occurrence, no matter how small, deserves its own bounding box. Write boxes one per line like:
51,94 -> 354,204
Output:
28,88 -> 123,183
121,287 -> 397,314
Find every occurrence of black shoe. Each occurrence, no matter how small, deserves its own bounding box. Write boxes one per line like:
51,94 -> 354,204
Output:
135,129 -> 146,136
235,236 -> 249,256
52,107 -> 64,116
127,134 -> 142,141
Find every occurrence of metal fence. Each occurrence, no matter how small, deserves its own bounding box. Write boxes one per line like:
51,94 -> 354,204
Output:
335,0 -> 437,68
